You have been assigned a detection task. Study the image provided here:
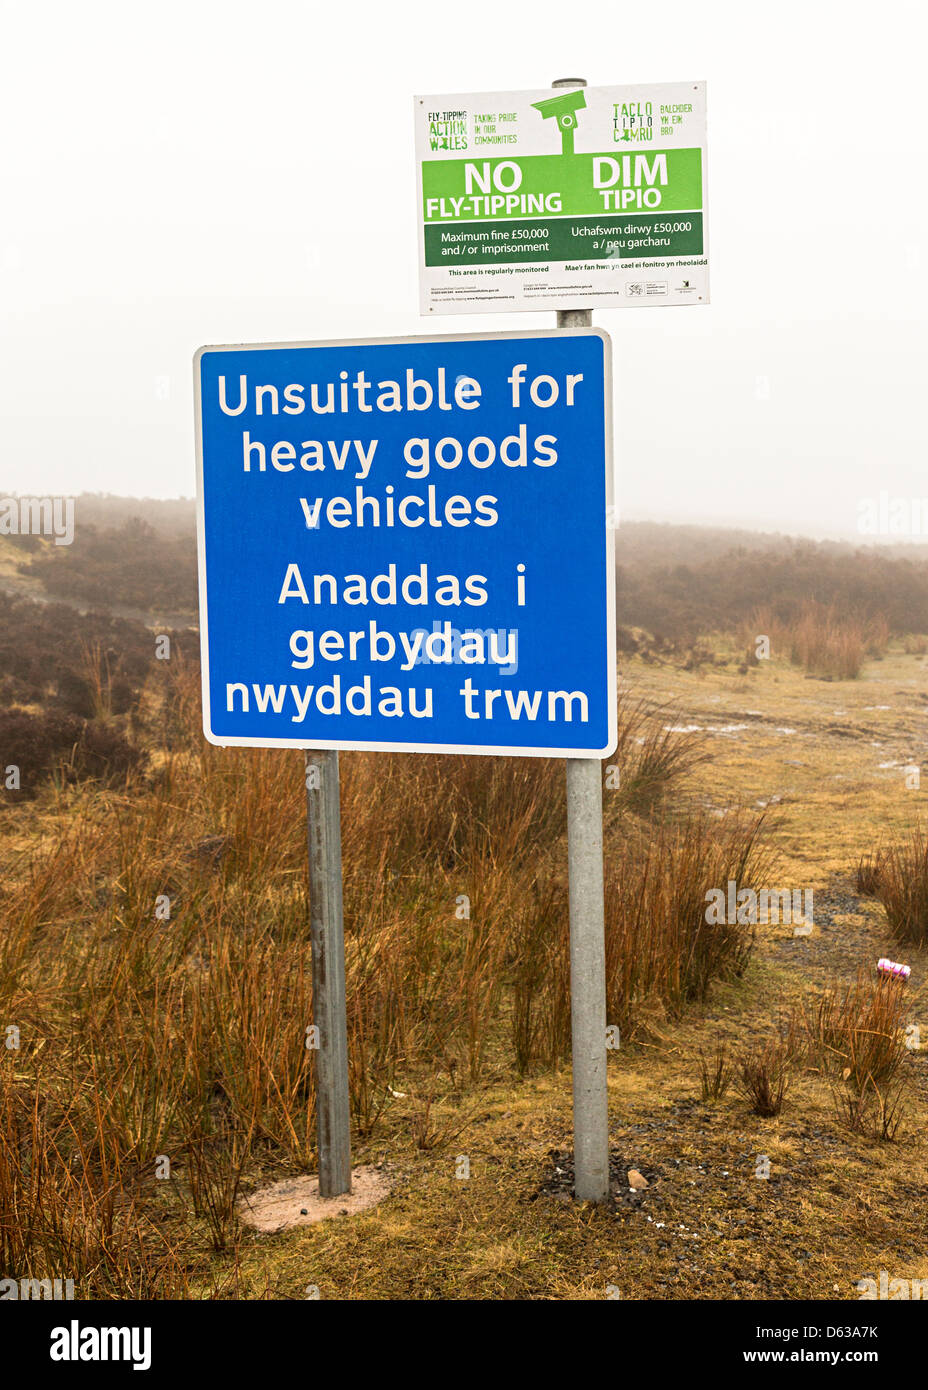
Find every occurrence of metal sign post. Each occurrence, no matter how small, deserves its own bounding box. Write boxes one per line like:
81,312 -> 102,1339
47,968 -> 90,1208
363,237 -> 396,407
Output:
305,748 -> 352,1197
566,750 -> 608,1206
565,746 -> 610,1202
558,78 -> 610,1204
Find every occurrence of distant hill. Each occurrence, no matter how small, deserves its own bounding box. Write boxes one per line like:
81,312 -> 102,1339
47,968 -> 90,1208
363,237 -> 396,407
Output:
615,523 -> 928,641
1,494 -> 197,619
3,496 -> 928,639
70,493 -> 196,537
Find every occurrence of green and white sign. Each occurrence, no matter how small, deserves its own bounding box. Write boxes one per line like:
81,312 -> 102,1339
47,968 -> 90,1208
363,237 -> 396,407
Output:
414,82 -> 709,315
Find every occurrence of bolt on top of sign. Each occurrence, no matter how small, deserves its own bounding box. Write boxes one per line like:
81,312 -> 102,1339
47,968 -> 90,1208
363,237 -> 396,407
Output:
415,82 -> 708,315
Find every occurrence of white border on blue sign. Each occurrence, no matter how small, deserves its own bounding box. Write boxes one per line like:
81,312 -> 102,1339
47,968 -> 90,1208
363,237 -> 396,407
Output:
193,328 -> 616,759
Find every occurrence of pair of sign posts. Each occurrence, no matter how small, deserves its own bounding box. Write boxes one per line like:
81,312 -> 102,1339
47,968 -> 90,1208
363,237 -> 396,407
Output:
195,79 -> 709,1202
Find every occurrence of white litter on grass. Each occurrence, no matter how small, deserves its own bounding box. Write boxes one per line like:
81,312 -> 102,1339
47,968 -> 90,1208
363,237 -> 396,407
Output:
864,705 -> 892,711
664,724 -> 703,733
775,727 -> 797,734
878,761 -> 900,769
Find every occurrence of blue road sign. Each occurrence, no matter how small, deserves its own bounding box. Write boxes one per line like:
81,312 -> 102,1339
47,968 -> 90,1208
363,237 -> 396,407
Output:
194,329 -> 615,757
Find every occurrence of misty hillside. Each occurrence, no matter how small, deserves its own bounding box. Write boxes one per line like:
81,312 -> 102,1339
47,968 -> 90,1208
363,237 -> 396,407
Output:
3,496 -> 928,643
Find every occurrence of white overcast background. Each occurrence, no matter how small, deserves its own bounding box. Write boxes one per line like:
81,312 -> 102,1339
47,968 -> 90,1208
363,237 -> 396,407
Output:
2,0 -> 925,539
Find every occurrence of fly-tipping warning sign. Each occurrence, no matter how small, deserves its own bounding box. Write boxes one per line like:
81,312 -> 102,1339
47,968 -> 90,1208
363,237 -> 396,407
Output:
194,330 -> 616,757
415,82 -> 708,315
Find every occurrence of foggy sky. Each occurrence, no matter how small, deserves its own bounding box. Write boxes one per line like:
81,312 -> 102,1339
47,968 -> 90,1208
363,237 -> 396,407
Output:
2,0 -> 925,540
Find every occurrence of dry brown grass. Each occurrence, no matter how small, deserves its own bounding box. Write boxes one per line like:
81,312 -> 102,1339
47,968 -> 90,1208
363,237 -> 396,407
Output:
738,1035 -> 791,1117
698,1032 -> 734,1102
856,851 -> 884,897
801,969 -> 910,1090
798,970 -> 914,1140
746,601 -> 889,679
0,657 -> 774,1294
869,826 -> 928,948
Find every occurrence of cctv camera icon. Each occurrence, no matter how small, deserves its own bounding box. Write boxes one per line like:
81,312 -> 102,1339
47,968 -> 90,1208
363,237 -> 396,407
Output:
531,89 -> 587,154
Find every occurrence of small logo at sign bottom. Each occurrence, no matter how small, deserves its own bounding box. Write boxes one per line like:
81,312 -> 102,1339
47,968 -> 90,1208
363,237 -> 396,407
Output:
626,281 -> 668,297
